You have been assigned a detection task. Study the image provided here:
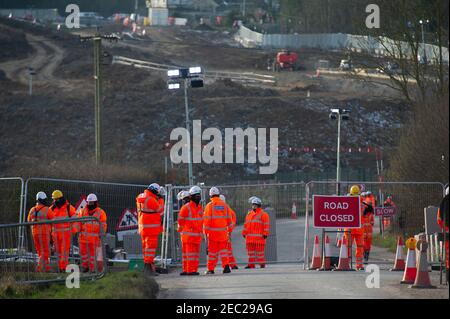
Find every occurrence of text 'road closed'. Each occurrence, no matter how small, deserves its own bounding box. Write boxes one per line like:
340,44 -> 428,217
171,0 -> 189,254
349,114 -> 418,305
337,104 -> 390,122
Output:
313,195 -> 361,228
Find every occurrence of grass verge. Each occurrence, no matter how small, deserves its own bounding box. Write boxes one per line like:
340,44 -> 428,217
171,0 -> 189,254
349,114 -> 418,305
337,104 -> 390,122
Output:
0,271 -> 158,299
372,233 -> 400,253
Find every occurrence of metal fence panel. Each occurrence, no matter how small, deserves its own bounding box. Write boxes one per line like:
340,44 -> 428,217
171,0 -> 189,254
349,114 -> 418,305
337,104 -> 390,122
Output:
168,183 -> 306,266
303,181 -> 445,269
0,217 -> 106,284
0,177 -> 24,225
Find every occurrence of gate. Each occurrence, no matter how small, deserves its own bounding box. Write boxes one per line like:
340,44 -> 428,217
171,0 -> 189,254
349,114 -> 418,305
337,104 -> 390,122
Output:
165,182 -> 306,266
0,217 -> 106,284
303,181 -> 445,269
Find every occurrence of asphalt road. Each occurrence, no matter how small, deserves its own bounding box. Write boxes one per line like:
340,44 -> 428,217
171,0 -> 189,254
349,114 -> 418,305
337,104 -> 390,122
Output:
156,216 -> 448,299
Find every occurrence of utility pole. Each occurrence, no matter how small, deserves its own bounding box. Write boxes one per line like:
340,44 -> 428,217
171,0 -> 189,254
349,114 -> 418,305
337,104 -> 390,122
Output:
184,79 -> 194,185
80,32 -> 120,165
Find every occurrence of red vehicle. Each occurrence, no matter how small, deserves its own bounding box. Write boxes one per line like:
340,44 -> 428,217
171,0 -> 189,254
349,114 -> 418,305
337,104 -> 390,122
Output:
272,50 -> 299,71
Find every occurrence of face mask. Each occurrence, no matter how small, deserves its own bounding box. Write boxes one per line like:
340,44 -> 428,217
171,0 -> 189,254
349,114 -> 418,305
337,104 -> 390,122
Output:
191,195 -> 201,205
87,203 -> 97,210
55,197 -> 65,208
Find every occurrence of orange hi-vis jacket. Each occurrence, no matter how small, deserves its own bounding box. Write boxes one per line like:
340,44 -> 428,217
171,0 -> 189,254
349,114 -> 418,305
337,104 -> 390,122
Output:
242,207 -> 270,243
203,197 -> 233,242
136,190 -> 163,236
345,197 -> 367,236
228,206 -> 237,232
77,206 -> 107,244
27,204 -> 51,235
178,201 -> 203,244
48,201 -> 77,234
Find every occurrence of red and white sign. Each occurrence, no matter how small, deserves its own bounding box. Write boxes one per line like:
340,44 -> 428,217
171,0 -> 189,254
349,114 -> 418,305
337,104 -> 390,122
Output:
313,195 -> 361,229
74,195 -> 87,214
374,207 -> 396,217
116,208 -> 138,241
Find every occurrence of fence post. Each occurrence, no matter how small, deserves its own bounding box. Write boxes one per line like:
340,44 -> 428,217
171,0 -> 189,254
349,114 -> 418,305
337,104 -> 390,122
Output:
303,182 -> 310,270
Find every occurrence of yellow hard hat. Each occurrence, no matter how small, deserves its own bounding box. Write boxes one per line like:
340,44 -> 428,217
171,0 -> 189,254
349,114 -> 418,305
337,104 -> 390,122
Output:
349,185 -> 360,196
52,190 -> 63,199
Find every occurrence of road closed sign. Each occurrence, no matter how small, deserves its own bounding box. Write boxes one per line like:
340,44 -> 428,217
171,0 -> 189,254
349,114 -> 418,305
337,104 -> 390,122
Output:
313,195 -> 361,228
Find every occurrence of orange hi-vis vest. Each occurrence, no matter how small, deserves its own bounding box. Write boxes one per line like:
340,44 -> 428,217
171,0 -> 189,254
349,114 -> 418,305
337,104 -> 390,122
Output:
178,201 -> 203,244
77,206 -> 107,243
48,201 -> 77,234
136,190 -> 163,236
242,207 -> 270,243
203,197 -> 233,242
27,204 -> 51,235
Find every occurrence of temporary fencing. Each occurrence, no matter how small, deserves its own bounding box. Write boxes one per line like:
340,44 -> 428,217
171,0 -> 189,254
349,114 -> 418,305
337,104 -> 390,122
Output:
0,177 -> 24,224
303,181 -> 445,270
0,216 -> 106,284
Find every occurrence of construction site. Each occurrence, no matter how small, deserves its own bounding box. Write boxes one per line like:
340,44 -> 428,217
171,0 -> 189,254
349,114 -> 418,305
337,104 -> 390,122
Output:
0,0 -> 448,303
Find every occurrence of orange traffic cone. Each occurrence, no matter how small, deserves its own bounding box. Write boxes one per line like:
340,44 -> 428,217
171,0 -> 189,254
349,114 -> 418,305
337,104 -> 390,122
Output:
310,235 -> 321,270
333,237 -> 354,271
411,235 -> 436,289
390,236 -> 405,271
291,202 -> 297,219
319,235 -> 332,271
401,238 -> 417,284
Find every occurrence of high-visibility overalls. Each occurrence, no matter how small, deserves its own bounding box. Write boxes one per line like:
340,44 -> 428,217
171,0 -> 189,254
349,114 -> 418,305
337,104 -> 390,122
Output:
345,197 -> 366,270
203,197 -> 233,271
242,207 -> 270,267
77,206 -> 107,272
362,201 -> 375,255
136,190 -> 163,266
177,201 -> 203,273
48,201 -> 77,272
438,194 -> 449,273
27,204 -> 52,272
226,205 -> 237,268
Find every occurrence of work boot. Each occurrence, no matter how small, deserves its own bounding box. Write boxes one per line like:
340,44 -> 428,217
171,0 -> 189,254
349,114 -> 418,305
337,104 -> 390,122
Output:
245,265 -> 255,269
180,272 -> 188,276
223,265 -> 231,274
260,264 -> 266,269
187,272 -> 200,276
231,265 -> 239,270
205,270 -> 214,275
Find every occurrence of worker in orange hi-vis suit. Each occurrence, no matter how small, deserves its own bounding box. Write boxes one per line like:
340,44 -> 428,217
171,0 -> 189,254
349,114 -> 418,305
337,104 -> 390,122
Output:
177,186 -> 203,276
220,194 -> 239,270
203,187 -> 233,274
437,186 -> 449,283
47,190 -> 77,272
136,183 -> 163,276
27,192 -> 52,272
344,185 -> 369,271
77,193 -> 107,273
242,196 -> 270,269
361,192 -> 375,264
383,195 -> 395,228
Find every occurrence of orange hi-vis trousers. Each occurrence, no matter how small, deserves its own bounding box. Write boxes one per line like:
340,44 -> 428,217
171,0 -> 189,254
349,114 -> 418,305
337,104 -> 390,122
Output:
363,227 -> 373,252
79,239 -> 102,272
345,233 -> 364,269
53,230 -> 71,271
182,242 -> 201,273
226,239 -> 237,267
207,240 -> 229,271
32,233 -> 51,272
246,241 -> 266,267
141,235 -> 158,264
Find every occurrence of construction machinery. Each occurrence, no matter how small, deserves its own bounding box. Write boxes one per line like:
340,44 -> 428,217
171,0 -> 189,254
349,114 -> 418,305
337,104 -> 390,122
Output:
271,50 -> 299,72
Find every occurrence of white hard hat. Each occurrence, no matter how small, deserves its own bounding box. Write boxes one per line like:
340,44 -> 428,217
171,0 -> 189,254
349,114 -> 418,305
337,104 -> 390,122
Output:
86,193 -> 98,202
366,190 -> 372,195
159,187 -> 166,196
177,190 -> 190,200
361,191 -> 367,197
189,186 -> 202,195
209,187 -> 220,196
148,183 -> 160,192
250,197 -> 262,205
248,196 -> 256,203
36,191 -> 47,201
219,195 -> 226,202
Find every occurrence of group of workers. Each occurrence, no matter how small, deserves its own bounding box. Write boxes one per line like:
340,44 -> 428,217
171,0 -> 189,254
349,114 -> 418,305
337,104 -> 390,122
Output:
27,190 -> 107,273
136,183 -> 270,276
